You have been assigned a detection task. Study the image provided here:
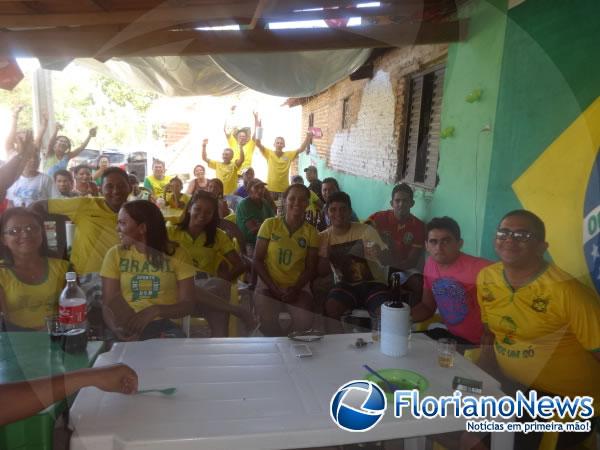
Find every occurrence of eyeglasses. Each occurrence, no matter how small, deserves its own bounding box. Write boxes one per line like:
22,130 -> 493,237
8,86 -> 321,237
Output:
495,228 -> 535,242
2,224 -> 40,237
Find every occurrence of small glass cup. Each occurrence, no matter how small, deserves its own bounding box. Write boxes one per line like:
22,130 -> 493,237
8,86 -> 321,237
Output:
370,312 -> 381,342
437,338 -> 456,368
46,315 -> 63,343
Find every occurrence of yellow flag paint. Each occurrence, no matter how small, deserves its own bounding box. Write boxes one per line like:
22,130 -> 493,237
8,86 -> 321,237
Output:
513,97 -> 600,288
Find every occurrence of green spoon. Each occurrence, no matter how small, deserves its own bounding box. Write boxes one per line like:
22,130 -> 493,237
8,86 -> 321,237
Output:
137,387 -> 177,396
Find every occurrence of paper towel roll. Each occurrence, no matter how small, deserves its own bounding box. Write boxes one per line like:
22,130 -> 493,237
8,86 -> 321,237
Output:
380,301 -> 411,357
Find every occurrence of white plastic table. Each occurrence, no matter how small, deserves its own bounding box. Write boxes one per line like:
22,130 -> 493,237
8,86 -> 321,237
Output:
70,334 -> 513,450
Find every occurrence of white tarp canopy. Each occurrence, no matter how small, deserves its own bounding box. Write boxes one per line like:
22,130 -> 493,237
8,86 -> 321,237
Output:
76,49 -> 371,97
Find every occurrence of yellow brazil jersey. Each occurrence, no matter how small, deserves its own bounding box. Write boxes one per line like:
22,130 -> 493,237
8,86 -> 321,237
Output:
477,262 -> 600,408
168,226 -> 235,276
261,148 -> 296,193
228,134 -> 255,175
0,258 -> 69,329
257,217 -> 319,288
49,197 -> 119,274
207,159 -> 238,195
163,193 -> 190,225
319,222 -> 388,285
165,192 -> 190,210
144,175 -> 172,197
100,244 -> 195,313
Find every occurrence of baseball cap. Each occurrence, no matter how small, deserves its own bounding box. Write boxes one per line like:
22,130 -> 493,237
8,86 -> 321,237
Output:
303,165 -> 317,173
247,178 -> 267,190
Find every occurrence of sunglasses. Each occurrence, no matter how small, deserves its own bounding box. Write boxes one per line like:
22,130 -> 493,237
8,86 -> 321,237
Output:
2,224 -> 41,237
495,228 -> 535,242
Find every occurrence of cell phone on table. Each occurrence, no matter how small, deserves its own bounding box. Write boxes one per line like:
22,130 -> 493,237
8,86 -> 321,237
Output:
291,343 -> 313,358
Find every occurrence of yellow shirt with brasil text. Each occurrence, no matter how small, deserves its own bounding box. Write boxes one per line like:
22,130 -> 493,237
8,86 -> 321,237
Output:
207,159 -> 238,195
168,226 -> 235,276
227,134 -> 255,175
257,217 -> 319,288
0,258 -> 68,329
100,245 -> 195,313
49,197 -> 119,274
143,175 -> 172,197
261,147 -> 296,193
477,262 -> 600,409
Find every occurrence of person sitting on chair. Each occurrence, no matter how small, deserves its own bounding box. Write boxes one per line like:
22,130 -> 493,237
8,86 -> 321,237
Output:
254,184 -> 318,336
318,192 -> 391,333
411,217 -> 491,348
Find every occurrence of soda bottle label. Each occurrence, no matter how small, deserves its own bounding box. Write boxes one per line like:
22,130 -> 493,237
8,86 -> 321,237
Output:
59,301 -> 87,325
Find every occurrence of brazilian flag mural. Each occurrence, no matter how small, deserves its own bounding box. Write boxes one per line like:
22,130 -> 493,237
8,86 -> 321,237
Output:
584,153 -> 600,294
480,0 -> 600,294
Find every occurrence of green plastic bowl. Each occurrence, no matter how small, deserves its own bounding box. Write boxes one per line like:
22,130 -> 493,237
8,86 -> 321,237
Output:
364,368 -> 429,401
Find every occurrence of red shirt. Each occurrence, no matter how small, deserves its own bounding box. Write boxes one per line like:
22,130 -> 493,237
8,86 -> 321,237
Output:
367,211 -> 425,262
424,253 -> 491,343
0,198 -> 8,214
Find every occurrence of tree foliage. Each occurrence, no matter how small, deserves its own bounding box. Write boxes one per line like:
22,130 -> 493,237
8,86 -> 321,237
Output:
95,74 -> 157,112
0,66 -> 160,152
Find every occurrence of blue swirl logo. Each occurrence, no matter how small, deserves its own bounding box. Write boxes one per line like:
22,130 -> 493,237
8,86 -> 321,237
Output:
330,380 -> 387,432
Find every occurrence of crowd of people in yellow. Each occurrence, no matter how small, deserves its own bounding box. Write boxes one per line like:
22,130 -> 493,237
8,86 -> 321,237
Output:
0,107 -> 597,449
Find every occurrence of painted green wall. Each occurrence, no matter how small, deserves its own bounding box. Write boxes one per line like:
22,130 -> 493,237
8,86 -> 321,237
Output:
301,0 -> 600,276
299,0 -> 508,252
431,0 -> 507,256
481,0 -> 600,258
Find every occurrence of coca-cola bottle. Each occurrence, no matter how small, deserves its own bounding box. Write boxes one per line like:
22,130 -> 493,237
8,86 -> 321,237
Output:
58,272 -> 87,331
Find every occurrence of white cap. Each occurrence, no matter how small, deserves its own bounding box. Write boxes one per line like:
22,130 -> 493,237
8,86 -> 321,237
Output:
65,272 -> 77,282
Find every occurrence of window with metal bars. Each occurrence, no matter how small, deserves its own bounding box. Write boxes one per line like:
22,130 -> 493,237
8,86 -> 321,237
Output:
399,65 -> 445,189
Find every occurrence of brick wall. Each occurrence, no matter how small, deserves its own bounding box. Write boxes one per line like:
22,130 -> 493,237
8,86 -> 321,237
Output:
299,44 -> 448,184
163,122 -> 190,148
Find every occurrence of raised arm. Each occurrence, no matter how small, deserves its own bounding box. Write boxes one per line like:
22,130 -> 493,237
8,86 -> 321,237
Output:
44,122 -> 62,157
255,138 -> 267,157
0,364 -> 138,426
224,105 -> 236,139
201,139 -> 210,164
292,131 -> 313,158
67,127 -> 97,160
5,105 -> 23,153
34,112 -> 48,150
0,131 -> 37,201
234,145 -> 245,168
251,111 -> 261,140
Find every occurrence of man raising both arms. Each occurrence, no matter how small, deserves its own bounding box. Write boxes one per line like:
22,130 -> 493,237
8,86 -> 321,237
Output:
255,130 -> 312,202
224,108 -> 260,176
202,139 -> 244,196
